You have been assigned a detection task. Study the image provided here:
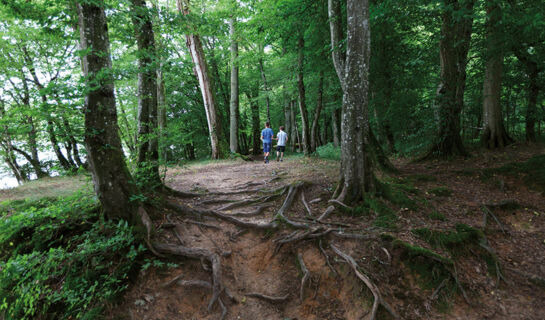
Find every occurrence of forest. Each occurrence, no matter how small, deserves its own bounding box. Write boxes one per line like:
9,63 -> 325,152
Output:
0,0 -> 544,319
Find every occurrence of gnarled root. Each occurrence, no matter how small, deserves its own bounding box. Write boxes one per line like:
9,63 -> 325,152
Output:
331,244 -> 400,320
152,243 -> 225,314
244,292 -> 289,303
298,253 -> 310,302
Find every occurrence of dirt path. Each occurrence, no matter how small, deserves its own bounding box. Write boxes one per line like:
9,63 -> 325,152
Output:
111,144 -> 545,320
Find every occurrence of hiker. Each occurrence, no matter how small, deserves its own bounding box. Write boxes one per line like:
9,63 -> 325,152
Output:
275,126 -> 288,162
260,122 -> 274,163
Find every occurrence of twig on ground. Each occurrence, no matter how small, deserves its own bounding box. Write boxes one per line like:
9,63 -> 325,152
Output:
298,253 -> 310,302
309,198 -> 322,204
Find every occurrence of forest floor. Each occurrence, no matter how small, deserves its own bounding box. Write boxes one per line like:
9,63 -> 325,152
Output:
109,143 -> 545,320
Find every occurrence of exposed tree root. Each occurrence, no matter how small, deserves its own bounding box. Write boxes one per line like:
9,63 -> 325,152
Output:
218,186 -> 287,211
161,185 -> 201,198
319,239 -> 338,276
317,206 -> 335,221
244,292 -> 289,302
152,243 -> 224,313
301,192 -> 312,216
166,201 -> 276,229
481,205 -> 507,234
328,199 -> 352,210
331,244 -> 400,320
309,198 -> 322,204
298,253 -> 310,302
424,278 -> 448,311
230,204 -> 273,217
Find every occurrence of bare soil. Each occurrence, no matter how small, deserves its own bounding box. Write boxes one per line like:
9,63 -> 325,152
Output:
110,143 -> 545,320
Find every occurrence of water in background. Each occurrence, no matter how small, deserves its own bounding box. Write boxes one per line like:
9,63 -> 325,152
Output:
0,170 -> 19,189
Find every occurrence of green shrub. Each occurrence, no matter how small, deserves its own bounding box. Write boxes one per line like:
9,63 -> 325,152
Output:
316,143 -> 340,160
0,193 -> 144,320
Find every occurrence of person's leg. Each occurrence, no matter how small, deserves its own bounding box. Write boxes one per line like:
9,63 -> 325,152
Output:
280,151 -> 284,161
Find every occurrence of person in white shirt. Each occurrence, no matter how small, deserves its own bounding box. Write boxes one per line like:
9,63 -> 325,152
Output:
274,126 -> 288,162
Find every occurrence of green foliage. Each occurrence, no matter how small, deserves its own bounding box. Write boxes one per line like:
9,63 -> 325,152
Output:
349,196 -> 398,229
315,143 -> 340,160
482,154 -> 545,194
428,210 -> 446,221
428,187 -> 452,197
0,193 -> 144,320
412,224 -> 484,256
376,179 -> 418,210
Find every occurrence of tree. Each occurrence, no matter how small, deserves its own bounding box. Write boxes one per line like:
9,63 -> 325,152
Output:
130,0 -> 161,185
328,0 -> 374,203
76,0 -> 141,224
229,15 -> 239,153
177,0 -> 227,159
481,2 -> 512,148
424,0 -> 475,158
297,29 -> 311,156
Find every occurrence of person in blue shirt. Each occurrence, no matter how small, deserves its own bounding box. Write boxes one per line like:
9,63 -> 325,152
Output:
260,122 -> 274,163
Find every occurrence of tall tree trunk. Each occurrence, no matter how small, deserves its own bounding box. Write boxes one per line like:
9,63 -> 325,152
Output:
291,100 -> 302,152
525,64 -> 539,142
77,1 -> 141,225
131,0 -> 160,184
332,108 -> 340,147
311,71 -> 324,152
249,96 -> 261,156
297,31 -> 311,156
47,118 -> 72,171
61,117 -> 84,167
229,17 -> 239,153
177,0 -> 226,159
157,66 -> 167,161
283,88 -> 291,140
426,0 -> 475,158
481,3 -> 511,148
329,0 -> 374,203
258,57 -> 271,123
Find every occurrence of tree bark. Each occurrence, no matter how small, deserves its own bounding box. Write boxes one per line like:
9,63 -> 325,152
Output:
426,0 -> 475,158
258,57 -> 271,123
247,88 -> 261,156
283,87 -> 291,141
311,71 -> 324,152
525,63 -> 539,142
332,107 -> 340,147
229,17 -> 239,153
297,31 -> 311,156
481,3 -> 512,148
177,0 -> 226,159
131,0 -> 160,184
329,0 -> 375,203
46,118 -> 72,171
77,1 -> 140,224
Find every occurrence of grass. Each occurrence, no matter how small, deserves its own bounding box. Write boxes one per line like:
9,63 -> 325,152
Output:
0,175 -> 91,203
428,187 -> 452,197
428,210 -> 447,221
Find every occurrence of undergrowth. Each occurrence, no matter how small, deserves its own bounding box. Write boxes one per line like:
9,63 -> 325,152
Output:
481,154 -> 545,194
0,192 -> 144,320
